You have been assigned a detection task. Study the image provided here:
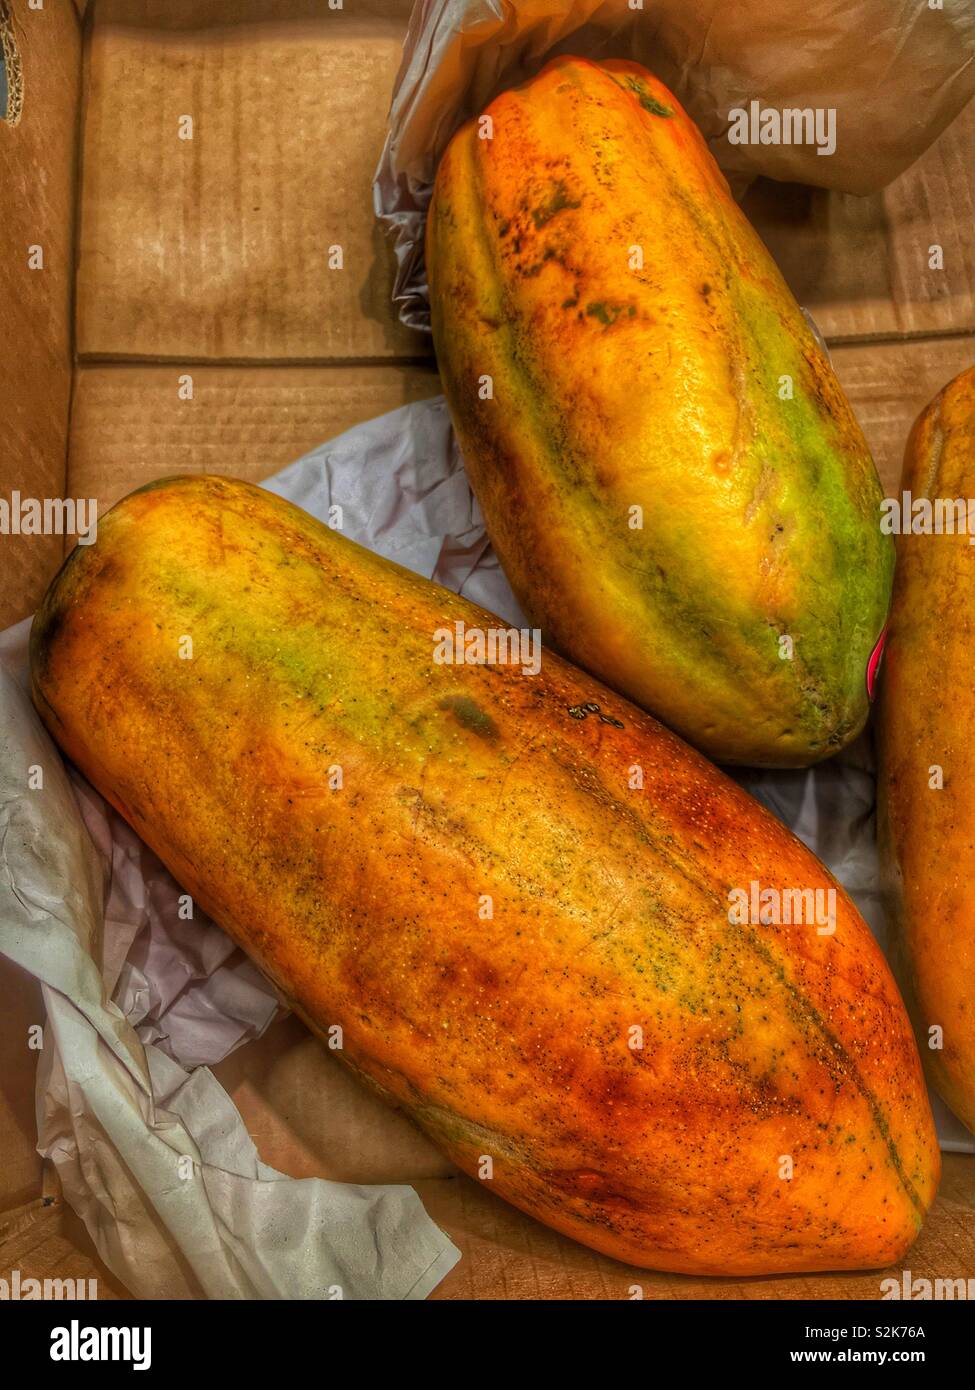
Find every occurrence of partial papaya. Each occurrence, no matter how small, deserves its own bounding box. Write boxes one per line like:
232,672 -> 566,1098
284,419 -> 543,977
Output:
427,56 -> 892,766
878,364 -> 975,1135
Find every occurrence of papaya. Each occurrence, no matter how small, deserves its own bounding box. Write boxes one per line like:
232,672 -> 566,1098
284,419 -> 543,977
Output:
30,476 -> 937,1275
878,364 -> 975,1135
426,56 -> 892,767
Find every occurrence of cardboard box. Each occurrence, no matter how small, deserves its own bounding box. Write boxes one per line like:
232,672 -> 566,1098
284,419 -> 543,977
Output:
1,0 -> 974,1300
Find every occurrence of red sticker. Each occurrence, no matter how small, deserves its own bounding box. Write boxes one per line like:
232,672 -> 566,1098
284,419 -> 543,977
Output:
866,623 -> 888,701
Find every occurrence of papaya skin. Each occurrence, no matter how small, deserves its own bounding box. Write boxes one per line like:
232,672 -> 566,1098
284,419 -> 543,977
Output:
878,364 -> 975,1135
31,476 -> 936,1275
426,56 -> 893,767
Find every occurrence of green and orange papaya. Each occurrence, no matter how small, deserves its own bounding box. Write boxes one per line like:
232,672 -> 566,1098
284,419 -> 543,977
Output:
426,56 -> 892,767
878,364 -> 975,1135
30,476 -> 937,1274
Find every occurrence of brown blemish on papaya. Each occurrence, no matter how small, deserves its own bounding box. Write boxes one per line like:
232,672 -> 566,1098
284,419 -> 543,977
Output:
474,959 -> 500,991
439,695 -> 499,739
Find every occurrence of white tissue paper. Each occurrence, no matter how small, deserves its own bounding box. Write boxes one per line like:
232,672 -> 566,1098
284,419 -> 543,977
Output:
0,397 -> 970,1308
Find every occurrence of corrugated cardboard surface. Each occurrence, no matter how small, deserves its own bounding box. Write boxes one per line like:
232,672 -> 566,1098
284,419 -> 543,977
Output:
831,335 -> 975,493
64,339 -> 975,531
77,0 -> 422,362
67,362 -> 440,507
743,102 -> 975,341
0,0 -> 80,629
212,1016 -> 454,1185
0,1200 -> 128,1300
1,0 -> 974,1300
0,0 -> 80,1209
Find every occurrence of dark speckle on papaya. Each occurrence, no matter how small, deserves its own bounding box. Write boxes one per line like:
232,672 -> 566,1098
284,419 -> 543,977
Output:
439,695 -> 499,740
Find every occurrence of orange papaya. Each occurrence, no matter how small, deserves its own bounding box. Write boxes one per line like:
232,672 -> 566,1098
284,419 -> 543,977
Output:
30,476 -> 936,1274
426,56 -> 892,767
878,364 -> 975,1135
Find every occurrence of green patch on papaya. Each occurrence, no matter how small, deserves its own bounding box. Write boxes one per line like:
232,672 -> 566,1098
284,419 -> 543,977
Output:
585,301 -> 633,328
624,77 -> 672,118
531,180 -> 581,228
440,695 -> 499,740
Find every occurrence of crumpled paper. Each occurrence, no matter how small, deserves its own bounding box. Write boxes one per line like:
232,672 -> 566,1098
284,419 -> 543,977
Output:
375,0 -> 975,330
0,399 -> 970,1307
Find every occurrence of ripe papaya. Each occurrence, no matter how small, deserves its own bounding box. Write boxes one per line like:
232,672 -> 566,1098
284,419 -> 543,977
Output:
878,364 -> 975,1135
426,56 -> 892,767
31,476 -> 936,1275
